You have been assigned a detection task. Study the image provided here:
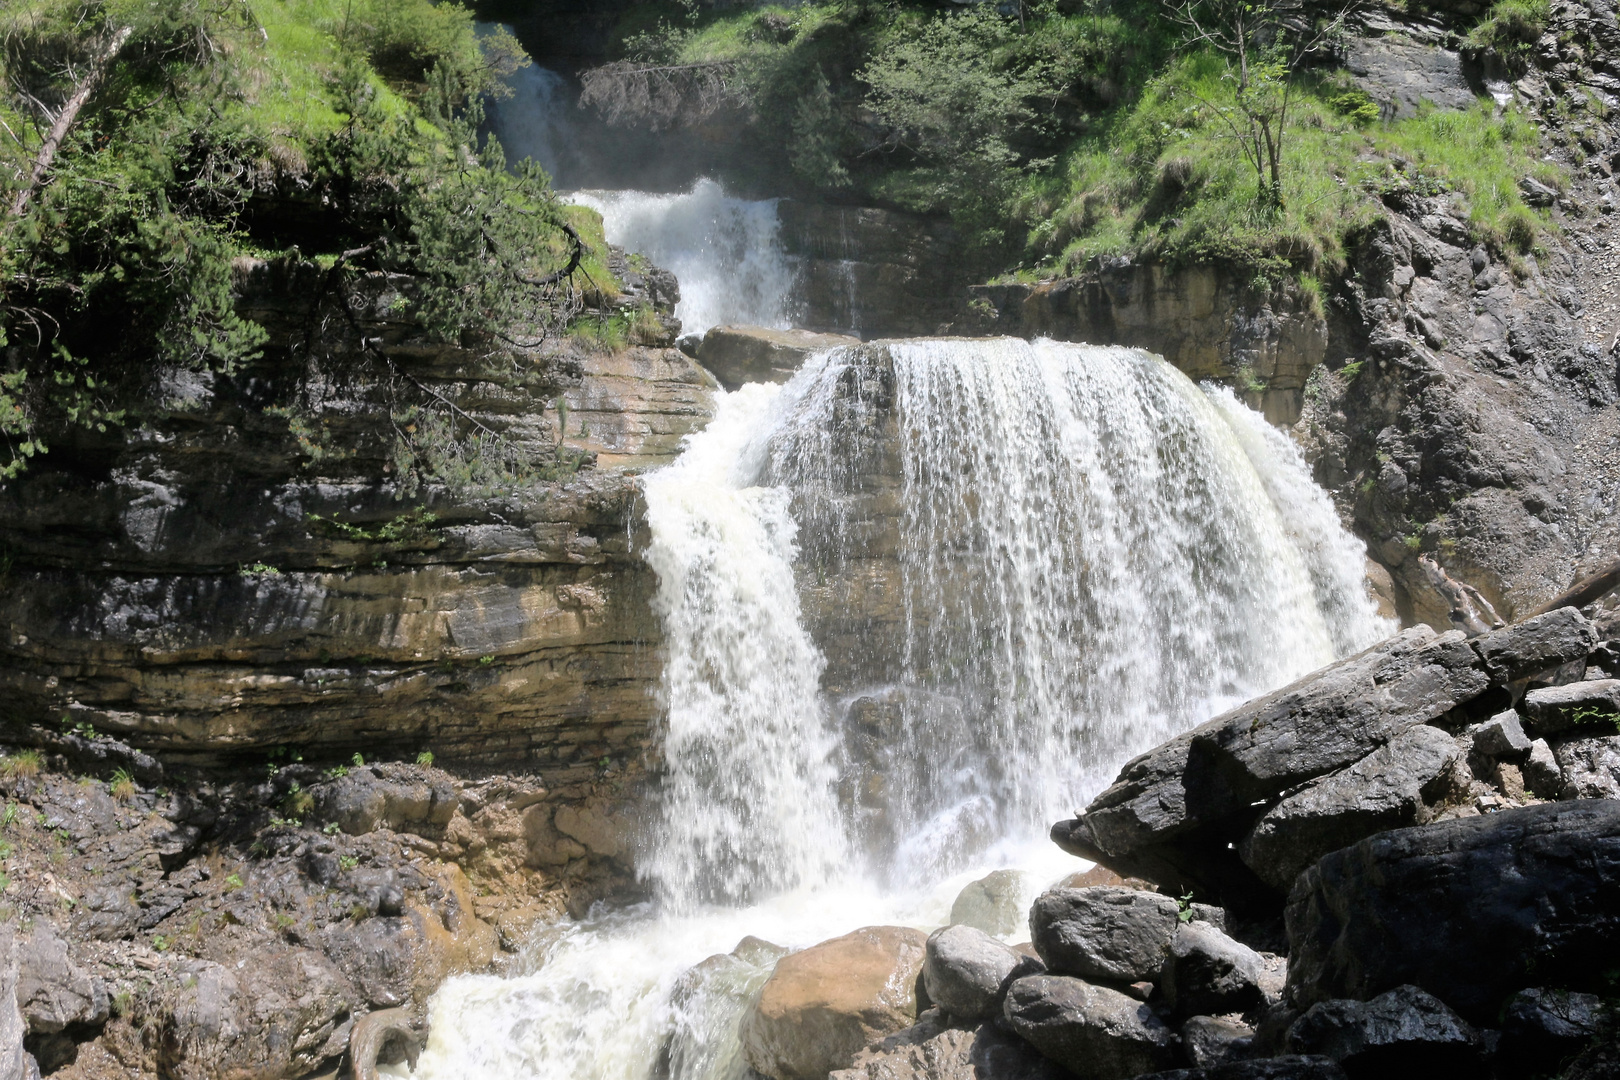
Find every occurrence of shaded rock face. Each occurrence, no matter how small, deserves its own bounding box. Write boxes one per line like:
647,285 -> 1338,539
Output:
1161,922 -> 1266,1019
0,257 -> 715,772
968,266 -> 1324,425
1137,1059 -> 1347,1080
1284,985 -> 1481,1077
1002,974 -> 1180,1080
777,201 -> 975,338
1285,800 -> 1620,1023
743,925 -> 928,1080
1052,609 -> 1608,914
694,325 -> 858,390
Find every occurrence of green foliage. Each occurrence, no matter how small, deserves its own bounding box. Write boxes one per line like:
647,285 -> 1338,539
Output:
1,0 -> 589,486
1466,0 -> 1549,67
859,6 -> 1061,244
308,506 -> 439,543
415,749 -> 434,765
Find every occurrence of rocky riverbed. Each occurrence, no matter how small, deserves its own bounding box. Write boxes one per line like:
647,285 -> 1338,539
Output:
720,604 -> 1620,1080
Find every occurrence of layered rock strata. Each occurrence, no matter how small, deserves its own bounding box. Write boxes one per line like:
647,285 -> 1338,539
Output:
0,254 -> 715,770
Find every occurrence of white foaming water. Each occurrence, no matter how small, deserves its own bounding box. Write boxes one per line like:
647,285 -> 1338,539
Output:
637,381 -> 849,908
485,61 -> 575,181
411,339 -> 1391,1080
569,181 -> 799,335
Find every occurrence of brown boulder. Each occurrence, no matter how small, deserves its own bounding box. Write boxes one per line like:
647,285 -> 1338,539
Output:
742,925 -> 928,1080
696,325 -> 858,391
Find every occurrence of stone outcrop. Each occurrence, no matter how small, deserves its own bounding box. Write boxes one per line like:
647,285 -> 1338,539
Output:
1285,800 -> 1620,1023
693,325 -> 858,391
0,749 -> 625,1078
743,925 -> 929,1080
968,266 -> 1325,425
0,253 -> 714,777
1052,609 -> 1606,912
777,201 -> 976,338
1002,974 -> 1180,1080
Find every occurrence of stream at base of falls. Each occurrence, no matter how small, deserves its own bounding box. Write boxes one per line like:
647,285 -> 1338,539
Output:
403,339 -> 1392,1080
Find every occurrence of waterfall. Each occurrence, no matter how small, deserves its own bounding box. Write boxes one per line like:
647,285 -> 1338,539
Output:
638,381 -> 850,908
569,182 -> 799,335
484,61 -> 577,183
409,338 -> 1390,1080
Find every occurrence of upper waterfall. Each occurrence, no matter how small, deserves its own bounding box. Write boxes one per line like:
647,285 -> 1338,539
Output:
569,182 -> 799,335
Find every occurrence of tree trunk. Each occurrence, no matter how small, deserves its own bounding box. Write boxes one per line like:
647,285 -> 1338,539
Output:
7,24 -> 133,221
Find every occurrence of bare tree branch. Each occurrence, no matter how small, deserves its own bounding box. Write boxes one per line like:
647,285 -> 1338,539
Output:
7,23 -> 132,221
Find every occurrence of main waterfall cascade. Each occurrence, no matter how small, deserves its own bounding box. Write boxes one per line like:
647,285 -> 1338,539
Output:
408,339 -> 1391,1080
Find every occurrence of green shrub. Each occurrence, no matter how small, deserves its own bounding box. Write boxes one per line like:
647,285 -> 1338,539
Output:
1466,0 -> 1549,65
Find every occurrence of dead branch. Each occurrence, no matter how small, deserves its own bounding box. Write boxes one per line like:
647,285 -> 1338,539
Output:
8,23 -> 132,221
579,59 -> 740,131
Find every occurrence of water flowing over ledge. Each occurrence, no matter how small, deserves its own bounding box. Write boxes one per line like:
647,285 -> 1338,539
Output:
409,338 -> 1391,1080
570,182 -> 800,336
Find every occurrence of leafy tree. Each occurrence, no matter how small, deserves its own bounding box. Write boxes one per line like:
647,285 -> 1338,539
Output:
858,6 -> 1059,244
1170,0 -> 1356,214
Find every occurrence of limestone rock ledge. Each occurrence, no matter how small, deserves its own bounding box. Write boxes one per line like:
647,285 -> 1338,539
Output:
0,256 -> 717,772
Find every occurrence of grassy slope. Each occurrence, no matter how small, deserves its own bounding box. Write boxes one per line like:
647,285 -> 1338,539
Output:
609,0 -> 1566,284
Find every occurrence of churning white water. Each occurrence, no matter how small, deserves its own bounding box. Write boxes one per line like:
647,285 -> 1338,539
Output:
410,339 -> 1391,1080
569,182 -> 799,335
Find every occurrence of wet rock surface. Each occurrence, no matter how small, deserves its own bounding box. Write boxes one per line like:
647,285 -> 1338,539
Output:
1003,974 -> 1180,1080
695,324 -> 858,390
743,925 -> 929,1080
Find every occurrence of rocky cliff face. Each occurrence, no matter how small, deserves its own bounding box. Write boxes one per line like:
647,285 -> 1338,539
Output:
0,255 -> 714,774
969,266 -> 1326,426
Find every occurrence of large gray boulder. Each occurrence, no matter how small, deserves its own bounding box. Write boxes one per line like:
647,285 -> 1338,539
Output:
1522,679 -> 1620,737
1237,725 -> 1462,892
1003,975 -> 1179,1080
1161,921 -> 1266,1018
1471,607 -> 1597,689
949,869 -> 1031,937
1285,985 -> 1480,1071
922,924 -> 1037,1022
1286,801 -> 1620,1022
1029,887 -> 1179,983
1053,628 -> 1489,898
